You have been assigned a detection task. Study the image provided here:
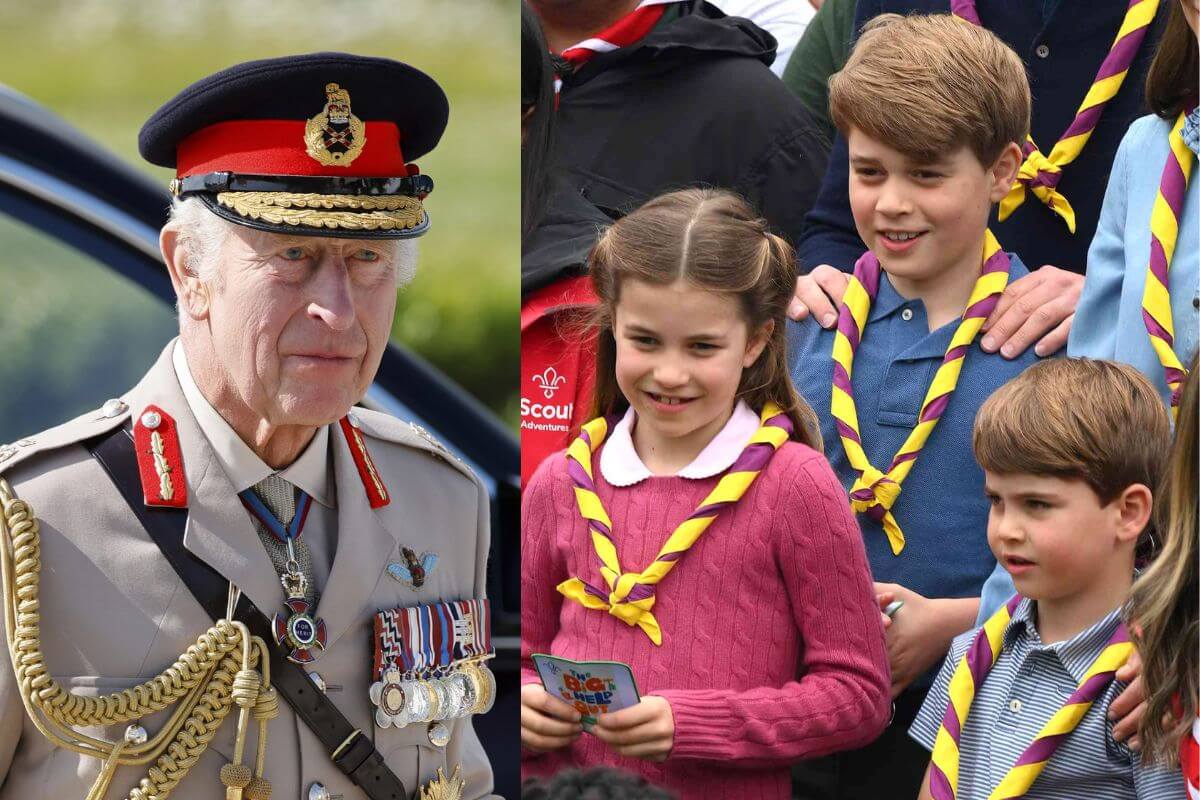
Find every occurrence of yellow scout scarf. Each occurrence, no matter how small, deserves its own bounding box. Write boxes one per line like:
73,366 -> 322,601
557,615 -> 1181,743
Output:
831,231 -> 1010,555
952,0 -> 1160,232
557,403 -> 791,645
1141,108 -> 1195,414
928,595 -> 1132,799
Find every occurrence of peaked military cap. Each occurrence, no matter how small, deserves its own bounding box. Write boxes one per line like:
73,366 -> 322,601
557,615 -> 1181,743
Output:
139,52 -> 449,239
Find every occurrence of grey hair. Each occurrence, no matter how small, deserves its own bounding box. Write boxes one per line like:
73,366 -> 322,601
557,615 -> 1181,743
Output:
164,196 -> 419,287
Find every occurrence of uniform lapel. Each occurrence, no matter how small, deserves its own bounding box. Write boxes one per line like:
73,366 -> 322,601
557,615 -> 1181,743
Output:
313,420 -> 396,650
123,340 -> 285,617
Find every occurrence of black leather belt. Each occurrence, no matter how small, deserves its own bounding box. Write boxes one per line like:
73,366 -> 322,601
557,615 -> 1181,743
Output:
87,426 -> 408,800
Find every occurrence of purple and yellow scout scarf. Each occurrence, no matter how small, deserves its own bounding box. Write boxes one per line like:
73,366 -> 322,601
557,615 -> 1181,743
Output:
557,403 -> 792,645
928,594 -> 1132,799
831,231 -> 1011,555
1141,108 -> 1196,414
951,0 -> 1161,232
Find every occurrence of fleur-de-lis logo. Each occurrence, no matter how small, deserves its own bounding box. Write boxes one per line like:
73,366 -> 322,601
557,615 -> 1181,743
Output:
533,367 -> 568,399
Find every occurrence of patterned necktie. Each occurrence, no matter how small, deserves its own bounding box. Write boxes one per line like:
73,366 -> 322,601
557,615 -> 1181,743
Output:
1141,108 -> 1195,414
951,0 -> 1160,232
250,474 -> 317,606
928,595 -> 1132,799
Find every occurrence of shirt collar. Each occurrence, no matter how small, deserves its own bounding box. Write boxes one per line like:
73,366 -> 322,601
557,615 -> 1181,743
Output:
172,341 -> 334,507
1183,106 -> 1200,158
599,399 -> 760,486
1002,596 -> 1126,685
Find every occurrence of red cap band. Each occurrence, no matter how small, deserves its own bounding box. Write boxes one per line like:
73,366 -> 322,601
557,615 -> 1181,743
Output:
176,119 -> 406,178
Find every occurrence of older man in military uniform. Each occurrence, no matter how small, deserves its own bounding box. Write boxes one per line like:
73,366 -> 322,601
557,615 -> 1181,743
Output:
0,54 -> 498,800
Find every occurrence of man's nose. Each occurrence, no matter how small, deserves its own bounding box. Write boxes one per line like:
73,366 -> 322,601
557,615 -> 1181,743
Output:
307,255 -> 356,331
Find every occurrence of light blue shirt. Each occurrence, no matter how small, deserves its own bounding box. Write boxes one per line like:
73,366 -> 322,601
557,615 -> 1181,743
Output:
911,598 -> 1186,799
1069,111 -> 1200,405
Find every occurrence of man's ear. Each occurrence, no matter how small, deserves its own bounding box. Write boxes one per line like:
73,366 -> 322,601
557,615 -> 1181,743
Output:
161,227 -> 210,320
1113,483 -> 1154,546
743,319 -> 775,368
988,141 -> 1024,204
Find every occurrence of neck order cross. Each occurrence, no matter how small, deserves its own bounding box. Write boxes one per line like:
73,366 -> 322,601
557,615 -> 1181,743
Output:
557,402 -> 792,645
831,230 -> 1011,555
928,594 -> 1132,799
951,0 -> 1160,232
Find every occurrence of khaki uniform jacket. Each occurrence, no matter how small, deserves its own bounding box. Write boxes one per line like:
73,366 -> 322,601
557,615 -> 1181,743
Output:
0,343 -> 498,799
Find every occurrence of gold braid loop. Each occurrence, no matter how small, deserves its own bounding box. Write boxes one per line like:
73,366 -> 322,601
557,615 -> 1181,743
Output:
0,479 -> 272,799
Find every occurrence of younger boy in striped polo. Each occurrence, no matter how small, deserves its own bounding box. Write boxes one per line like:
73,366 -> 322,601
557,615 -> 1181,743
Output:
910,359 -> 1185,799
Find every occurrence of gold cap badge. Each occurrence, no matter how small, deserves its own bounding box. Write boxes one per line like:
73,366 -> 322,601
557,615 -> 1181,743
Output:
304,82 -> 366,167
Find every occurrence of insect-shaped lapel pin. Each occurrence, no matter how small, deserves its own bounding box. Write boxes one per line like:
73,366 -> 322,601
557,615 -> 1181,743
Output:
387,547 -> 439,589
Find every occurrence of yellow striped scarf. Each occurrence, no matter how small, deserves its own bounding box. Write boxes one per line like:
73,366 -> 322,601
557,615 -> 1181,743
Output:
929,595 -> 1132,799
952,0 -> 1160,232
1141,109 -> 1195,415
831,231 -> 1010,555
557,403 -> 791,645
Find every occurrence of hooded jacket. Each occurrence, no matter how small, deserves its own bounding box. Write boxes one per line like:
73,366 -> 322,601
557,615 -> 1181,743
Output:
545,0 -> 828,248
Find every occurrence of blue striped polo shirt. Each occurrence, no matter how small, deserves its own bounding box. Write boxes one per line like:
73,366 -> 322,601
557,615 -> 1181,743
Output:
910,598 -> 1186,798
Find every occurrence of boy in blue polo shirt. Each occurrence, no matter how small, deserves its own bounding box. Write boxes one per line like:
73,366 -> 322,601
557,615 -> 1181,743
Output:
910,359 -> 1184,798
787,13 -> 1037,795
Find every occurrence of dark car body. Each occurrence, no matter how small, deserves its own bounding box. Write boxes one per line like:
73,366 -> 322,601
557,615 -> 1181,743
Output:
0,85 -> 519,797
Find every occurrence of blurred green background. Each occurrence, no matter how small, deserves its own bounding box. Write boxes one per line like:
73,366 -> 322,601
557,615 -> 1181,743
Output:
0,0 -> 519,433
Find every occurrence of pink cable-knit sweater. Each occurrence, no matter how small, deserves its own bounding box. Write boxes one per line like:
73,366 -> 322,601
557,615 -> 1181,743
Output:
521,440 -> 891,800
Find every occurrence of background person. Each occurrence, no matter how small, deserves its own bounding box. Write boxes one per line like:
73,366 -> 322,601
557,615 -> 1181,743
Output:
1068,0 -> 1200,410
527,0 -> 829,247
1126,358 -> 1199,796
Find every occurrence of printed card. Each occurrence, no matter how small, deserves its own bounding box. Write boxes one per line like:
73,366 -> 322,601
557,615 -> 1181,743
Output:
531,653 -> 641,732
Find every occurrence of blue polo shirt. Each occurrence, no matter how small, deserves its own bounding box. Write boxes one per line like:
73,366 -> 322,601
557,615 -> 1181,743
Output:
910,598 -> 1187,798
787,254 -> 1042,611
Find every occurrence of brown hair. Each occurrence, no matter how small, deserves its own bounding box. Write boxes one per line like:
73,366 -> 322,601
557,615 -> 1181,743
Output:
829,13 -> 1031,165
1145,1 -> 1199,121
587,188 -> 821,448
973,358 -> 1170,525
1127,355 -> 1198,767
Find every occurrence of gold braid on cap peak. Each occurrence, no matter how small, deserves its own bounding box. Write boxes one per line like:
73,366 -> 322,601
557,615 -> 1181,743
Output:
217,191 -> 426,231
0,479 -> 276,800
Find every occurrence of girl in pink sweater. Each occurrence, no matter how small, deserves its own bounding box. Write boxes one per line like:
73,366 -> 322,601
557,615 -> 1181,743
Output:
520,188 -> 891,799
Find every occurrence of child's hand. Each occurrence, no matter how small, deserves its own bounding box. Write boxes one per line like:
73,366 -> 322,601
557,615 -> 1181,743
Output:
874,582 -> 979,698
521,683 -> 583,753
1109,649 -> 1146,750
594,695 -> 675,761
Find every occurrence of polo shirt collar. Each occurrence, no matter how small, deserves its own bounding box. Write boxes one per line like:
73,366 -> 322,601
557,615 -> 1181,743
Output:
869,253 -> 1031,361
1002,596 -> 1125,685
172,341 -> 335,508
600,399 -> 760,485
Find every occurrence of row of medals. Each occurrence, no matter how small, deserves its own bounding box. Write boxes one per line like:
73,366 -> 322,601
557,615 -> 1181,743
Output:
370,659 -> 496,730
